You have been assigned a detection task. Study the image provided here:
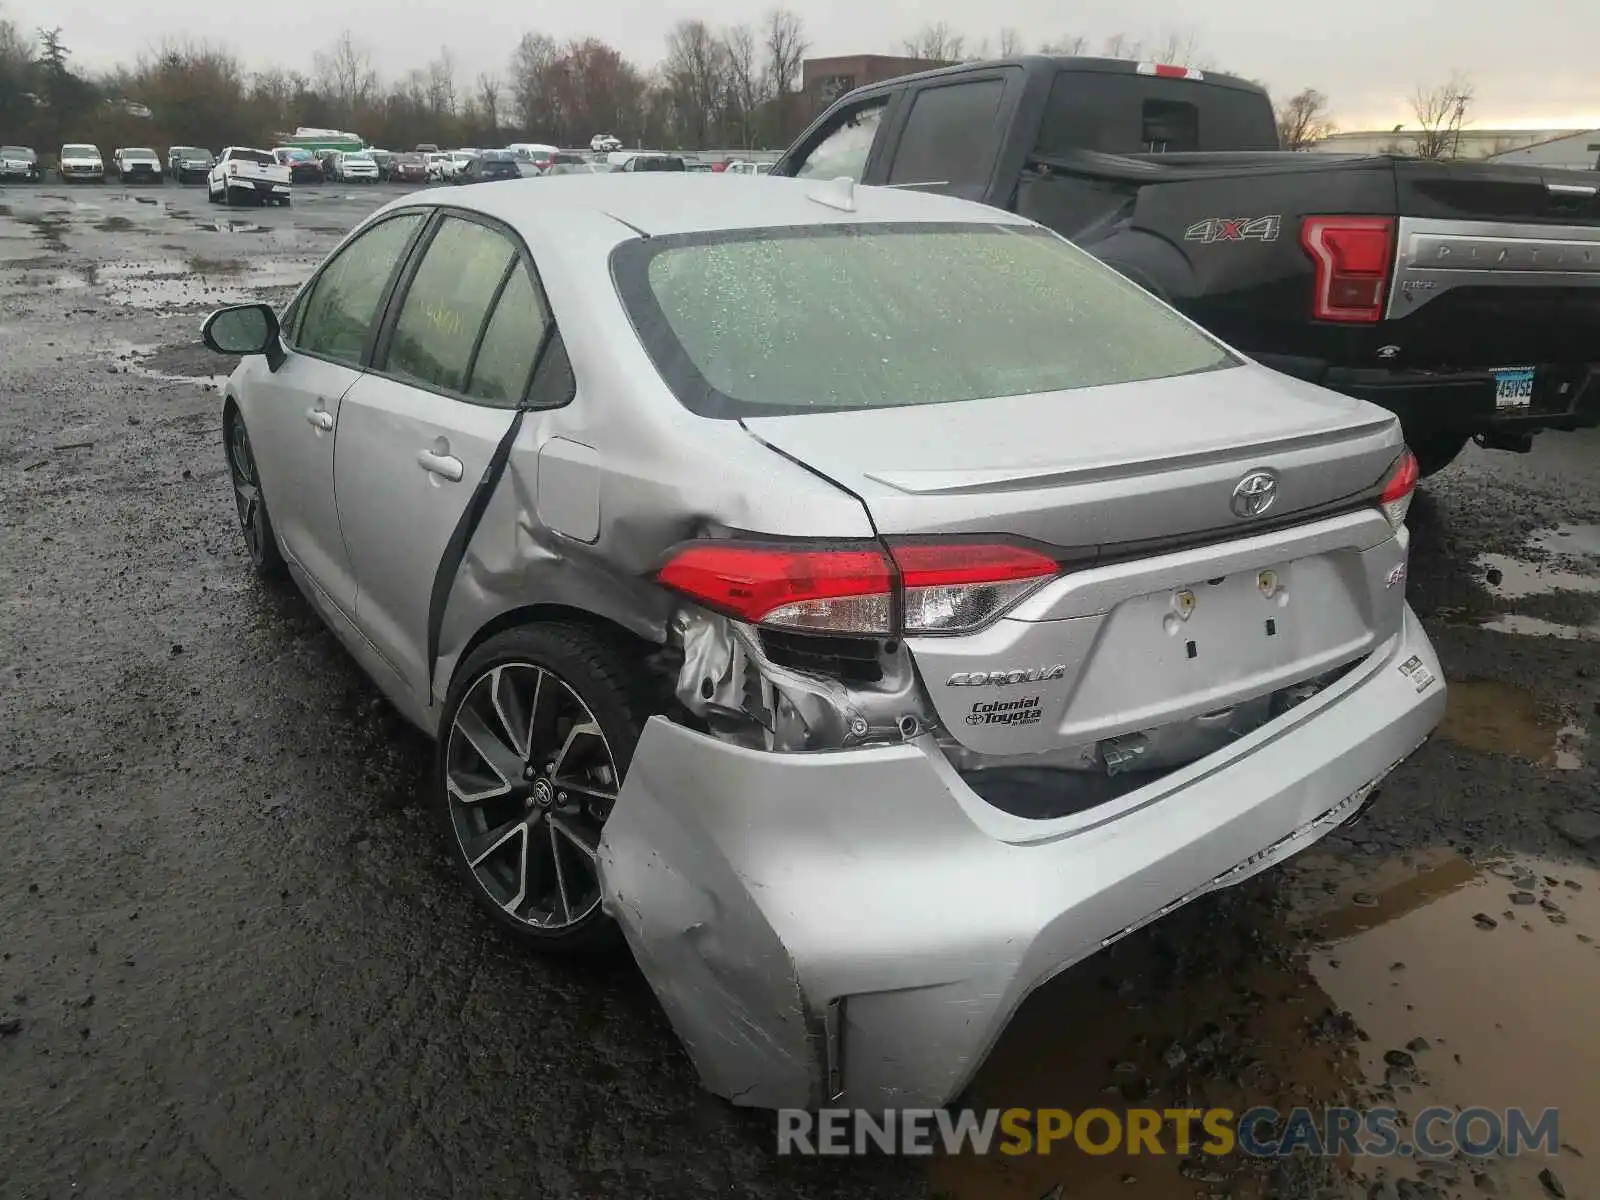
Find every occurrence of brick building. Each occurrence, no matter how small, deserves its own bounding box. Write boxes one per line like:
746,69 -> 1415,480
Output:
781,55 -> 949,141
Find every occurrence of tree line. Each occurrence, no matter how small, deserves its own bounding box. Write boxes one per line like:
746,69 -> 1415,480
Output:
0,6 -> 1475,161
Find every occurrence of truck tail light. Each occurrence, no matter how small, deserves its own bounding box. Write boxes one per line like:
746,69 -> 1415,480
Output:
1300,215 -> 1395,323
655,541 -> 1061,636
1378,449 -> 1419,530
228,162 -> 237,175
1136,62 -> 1205,80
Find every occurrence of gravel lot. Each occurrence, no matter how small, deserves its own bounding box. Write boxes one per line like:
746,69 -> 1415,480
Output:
2,180 -> 1598,1200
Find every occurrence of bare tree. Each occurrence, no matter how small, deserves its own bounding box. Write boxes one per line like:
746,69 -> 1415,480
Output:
475,71 -> 500,137
313,30 -> 377,121
1039,34 -> 1088,55
722,23 -> 760,148
759,8 -> 807,146
662,19 -> 726,149
1151,28 -> 1208,68
426,49 -> 457,117
996,28 -> 1023,56
1276,87 -> 1336,150
1412,73 -> 1473,159
507,32 -> 559,135
902,22 -> 964,61
1101,33 -> 1143,60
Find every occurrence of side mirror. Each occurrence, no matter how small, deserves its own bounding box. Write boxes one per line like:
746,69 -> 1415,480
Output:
201,303 -> 285,371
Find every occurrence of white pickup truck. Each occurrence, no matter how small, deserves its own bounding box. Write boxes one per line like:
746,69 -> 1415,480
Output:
207,147 -> 292,207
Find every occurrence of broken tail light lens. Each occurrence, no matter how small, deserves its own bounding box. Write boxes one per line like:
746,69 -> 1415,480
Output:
1378,449 -> 1419,530
655,541 -> 1062,635
1300,216 -> 1395,323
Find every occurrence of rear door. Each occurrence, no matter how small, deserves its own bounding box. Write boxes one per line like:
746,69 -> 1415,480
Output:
876,69 -> 1023,202
334,211 -> 554,706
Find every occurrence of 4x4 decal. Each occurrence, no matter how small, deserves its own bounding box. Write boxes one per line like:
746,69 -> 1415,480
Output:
1184,215 -> 1281,244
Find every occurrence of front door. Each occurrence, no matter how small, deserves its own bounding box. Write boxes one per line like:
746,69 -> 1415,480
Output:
335,213 -> 554,708
253,209 -> 430,615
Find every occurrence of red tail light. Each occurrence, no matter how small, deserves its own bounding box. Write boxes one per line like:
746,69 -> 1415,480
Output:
1136,62 -> 1205,80
1378,449 -> 1419,530
1300,216 -> 1395,323
655,541 -> 1061,635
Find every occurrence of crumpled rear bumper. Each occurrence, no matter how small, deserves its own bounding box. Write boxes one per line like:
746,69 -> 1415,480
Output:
598,605 -> 1445,1110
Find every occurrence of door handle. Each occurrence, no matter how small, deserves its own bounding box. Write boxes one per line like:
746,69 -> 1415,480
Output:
305,406 -> 334,431
416,449 -> 464,482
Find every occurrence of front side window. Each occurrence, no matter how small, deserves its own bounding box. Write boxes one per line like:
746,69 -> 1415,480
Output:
384,217 -> 518,394
294,212 -> 426,366
616,223 -> 1237,419
793,99 -> 887,182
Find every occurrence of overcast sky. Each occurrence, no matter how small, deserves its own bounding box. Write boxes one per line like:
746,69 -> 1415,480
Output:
18,0 -> 1600,130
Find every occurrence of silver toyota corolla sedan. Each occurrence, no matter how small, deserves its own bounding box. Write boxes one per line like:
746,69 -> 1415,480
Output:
201,173 -> 1446,1111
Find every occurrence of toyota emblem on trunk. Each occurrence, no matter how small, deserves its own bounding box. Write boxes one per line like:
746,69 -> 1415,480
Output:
1230,470 -> 1278,519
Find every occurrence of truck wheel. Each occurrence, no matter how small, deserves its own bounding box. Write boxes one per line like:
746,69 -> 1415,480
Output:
1410,432 -> 1469,478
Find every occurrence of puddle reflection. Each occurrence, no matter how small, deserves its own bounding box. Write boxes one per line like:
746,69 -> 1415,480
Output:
929,847 -> 1599,1200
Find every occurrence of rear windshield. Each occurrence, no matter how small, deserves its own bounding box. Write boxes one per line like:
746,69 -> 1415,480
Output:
1035,70 -> 1279,156
231,149 -> 276,166
615,222 -> 1236,419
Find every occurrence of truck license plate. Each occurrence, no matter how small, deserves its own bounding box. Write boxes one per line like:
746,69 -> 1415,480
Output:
1493,367 -> 1535,411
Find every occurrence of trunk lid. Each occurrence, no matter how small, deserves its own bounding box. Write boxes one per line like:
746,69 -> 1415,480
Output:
739,362 -> 1400,549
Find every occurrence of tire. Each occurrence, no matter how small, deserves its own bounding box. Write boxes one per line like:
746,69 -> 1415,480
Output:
436,623 -> 648,952
1410,431 -> 1469,478
223,407 -> 287,579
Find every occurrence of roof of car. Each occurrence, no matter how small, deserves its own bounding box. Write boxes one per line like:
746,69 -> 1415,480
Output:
436,174 -> 1030,239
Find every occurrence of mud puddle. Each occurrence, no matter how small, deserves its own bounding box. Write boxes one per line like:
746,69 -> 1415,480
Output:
39,256 -> 313,309
1473,524 -> 1600,640
1299,850 -> 1600,1200
926,846 -> 1599,1200
1436,680 -> 1587,769
104,338 -> 228,389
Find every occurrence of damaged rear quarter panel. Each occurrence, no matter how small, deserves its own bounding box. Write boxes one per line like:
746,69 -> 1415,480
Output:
427,222 -> 879,721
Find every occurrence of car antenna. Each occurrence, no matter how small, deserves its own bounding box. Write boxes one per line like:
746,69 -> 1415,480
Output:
806,176 -> 856,212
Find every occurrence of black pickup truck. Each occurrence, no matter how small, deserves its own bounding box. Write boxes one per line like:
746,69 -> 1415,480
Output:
771,56 -> 1600,475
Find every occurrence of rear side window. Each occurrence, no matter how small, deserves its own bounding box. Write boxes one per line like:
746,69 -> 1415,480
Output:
384,217 -> 518,394
465,265 -> 552,406
616,223 -> 1236,419
294,212 -> 425,366
1035,71 -> 1279,157
885,80 -> 1006,190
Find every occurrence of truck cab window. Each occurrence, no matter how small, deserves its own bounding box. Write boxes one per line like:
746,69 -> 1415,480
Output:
886,79 -> 1006,192
793,98 -> 887,182
1142,100 -> 1199,152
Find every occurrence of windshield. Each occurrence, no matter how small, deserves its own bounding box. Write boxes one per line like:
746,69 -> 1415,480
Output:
123,148 -> 157,159
1,145 -> 32,157
345,154 -> 374,163
63,144 -> 99,157
614,223 -> 1237,419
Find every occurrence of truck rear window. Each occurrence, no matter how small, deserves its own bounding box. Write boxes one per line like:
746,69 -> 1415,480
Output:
1036,71 -> 1278,157
614,222 -> 1236,419
231,149 -> 276,166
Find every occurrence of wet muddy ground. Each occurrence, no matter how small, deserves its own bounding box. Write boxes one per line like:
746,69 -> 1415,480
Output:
2,185 -> 1599,1200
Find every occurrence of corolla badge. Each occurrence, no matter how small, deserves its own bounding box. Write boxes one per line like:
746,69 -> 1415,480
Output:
1230,470 -> 1279,519
946,666 -> 1068,687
